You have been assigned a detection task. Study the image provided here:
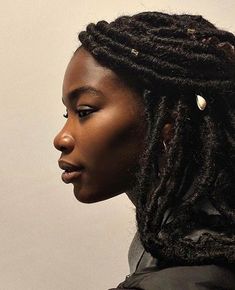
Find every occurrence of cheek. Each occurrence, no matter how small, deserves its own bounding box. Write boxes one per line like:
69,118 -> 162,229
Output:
79,111 -> 145,176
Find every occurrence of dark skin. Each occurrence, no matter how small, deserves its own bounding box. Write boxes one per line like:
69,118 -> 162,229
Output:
54,47 -> 174,204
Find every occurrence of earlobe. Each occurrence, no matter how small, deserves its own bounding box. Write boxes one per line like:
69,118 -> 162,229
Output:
158,122 -> 174,174
161,122 -> 174,146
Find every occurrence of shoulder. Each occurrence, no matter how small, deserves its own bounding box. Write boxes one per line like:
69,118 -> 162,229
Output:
117,264 -> 235,290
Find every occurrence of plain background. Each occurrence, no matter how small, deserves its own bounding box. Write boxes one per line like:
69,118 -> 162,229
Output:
0,1 -> 234,289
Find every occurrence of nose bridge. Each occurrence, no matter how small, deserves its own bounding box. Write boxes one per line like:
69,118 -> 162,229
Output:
53,119 -> 75,153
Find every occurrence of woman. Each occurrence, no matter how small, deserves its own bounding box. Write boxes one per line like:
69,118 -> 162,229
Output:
54,11 -> 235,289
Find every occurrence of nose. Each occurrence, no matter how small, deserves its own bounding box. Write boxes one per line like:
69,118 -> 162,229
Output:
53,130 -> 75,154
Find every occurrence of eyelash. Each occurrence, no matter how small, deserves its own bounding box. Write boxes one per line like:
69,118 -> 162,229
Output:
63,109 -> 94,119
63,112 -> 68,118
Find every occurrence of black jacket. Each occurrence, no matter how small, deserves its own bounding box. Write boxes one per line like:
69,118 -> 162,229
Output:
109,232 -> 235,290
110,264 -> 235,290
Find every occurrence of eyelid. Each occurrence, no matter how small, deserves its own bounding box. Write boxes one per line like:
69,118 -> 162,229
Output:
77,105 -> 93,109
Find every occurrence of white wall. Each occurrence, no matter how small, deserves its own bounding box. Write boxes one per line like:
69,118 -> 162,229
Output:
0,1 -> 234,289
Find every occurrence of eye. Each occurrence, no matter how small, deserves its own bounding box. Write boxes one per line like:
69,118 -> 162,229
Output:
76,109 -> 94,118
62,107 -> 96,119
76,105 -> 96,119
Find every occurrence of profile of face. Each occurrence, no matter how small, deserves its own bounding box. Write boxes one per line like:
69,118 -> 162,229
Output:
54,47 -> 147,203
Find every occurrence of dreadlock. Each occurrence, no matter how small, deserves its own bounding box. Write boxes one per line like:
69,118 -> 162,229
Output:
78,11 -> 235,267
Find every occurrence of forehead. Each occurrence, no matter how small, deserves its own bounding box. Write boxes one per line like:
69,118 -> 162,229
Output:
63,47 -> 122,96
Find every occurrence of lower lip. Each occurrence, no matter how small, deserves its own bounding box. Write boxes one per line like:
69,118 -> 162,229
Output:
61,170 -> 83,184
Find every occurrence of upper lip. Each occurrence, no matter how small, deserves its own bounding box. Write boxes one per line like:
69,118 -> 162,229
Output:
58,160 -> 84,172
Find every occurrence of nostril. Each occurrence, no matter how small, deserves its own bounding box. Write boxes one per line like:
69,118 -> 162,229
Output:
59,145 -> 67,152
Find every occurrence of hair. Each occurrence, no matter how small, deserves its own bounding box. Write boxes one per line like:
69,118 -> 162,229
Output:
78,11 -> 235,267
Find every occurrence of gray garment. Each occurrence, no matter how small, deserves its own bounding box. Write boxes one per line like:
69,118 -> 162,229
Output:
124,193 -> 235,289
128,231 -> 157,275
128,198 -> 222,274
118,264 -> 235,290
120,232 -> 235,290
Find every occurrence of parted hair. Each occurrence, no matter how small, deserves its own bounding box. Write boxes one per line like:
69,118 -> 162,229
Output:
78,11 -> 235,267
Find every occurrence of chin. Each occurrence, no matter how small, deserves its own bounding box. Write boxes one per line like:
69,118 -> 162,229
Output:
73,185 -> 123,203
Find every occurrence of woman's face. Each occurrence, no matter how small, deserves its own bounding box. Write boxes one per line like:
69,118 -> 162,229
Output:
54,47 -> 147,203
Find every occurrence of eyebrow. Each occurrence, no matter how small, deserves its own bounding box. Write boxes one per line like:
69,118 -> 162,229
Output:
62,85 -> 105,104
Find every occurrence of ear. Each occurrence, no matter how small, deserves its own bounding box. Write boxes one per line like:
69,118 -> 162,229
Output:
157,120 -> 175,177
161,112 -> 176,145
161,122 -> 174,144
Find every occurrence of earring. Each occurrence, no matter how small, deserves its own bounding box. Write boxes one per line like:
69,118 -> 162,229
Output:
163,141 -> 167,151
196,94 -> 207,111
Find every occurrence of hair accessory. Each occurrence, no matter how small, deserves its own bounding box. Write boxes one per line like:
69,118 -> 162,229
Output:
187,28 -> 196,34
131,48 -> 139,56
196,94 -> 207,111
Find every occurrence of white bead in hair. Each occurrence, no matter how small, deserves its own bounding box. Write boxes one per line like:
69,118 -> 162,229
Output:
131,48 -> 139,56
196,94 -> 207,111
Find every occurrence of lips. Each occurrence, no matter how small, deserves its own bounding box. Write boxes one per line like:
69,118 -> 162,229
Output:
61,170 -> 83,183
58,160 -> 84,184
